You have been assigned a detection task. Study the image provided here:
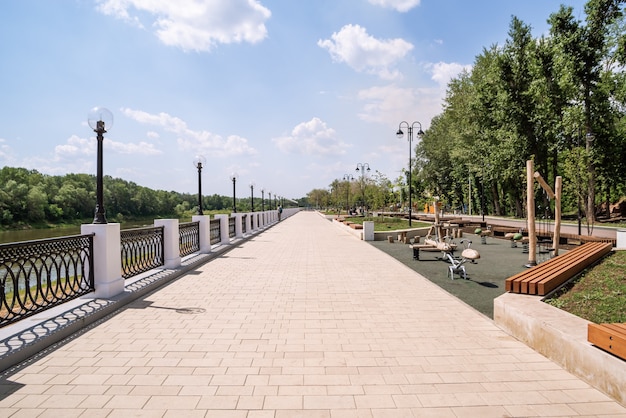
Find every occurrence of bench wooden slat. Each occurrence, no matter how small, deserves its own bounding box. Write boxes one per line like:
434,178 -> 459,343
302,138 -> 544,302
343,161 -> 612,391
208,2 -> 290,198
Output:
588,323 -> 626,361
505,242 -> 601,292
505,242 -> 612,296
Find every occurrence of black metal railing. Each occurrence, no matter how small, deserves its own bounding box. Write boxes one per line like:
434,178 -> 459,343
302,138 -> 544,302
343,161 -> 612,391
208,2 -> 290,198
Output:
210,219 -> 221,245
179,221 -> 200,257
229,217 -> 236,238
0,234 -> 94,327
120,226 -> 164,279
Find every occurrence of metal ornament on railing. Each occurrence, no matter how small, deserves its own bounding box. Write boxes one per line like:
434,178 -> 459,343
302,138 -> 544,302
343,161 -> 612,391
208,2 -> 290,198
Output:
210,219 -> 222,245
0,235 -> 95,327
179,221 -> 200,257
120,226 -> 164,279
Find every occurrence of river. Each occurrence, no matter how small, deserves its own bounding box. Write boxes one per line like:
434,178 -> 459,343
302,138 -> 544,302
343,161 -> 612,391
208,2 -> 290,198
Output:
0,220 -> 165,245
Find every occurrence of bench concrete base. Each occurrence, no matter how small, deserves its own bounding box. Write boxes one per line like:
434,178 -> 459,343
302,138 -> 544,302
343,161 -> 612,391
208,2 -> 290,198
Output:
494,292 -> 626,407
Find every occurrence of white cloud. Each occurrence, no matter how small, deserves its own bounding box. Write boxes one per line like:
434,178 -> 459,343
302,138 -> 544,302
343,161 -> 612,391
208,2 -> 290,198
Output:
0,138 -> 14,161
53,134 -> 162,159
318,24 -> 413,80
122,108 -> 257,157
428,61 -> 472,87
96,0 -> 271,52
54,135 -> 94,158
368,0 -> 421,13
272,117 -> 350,156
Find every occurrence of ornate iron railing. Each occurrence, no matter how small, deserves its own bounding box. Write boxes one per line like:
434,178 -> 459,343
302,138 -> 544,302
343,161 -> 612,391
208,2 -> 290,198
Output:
0,234 -> 94,327
179,221 -> 200,257
120,226 -> 164,279
228,217 -> 236,238
210,219 -> 221,245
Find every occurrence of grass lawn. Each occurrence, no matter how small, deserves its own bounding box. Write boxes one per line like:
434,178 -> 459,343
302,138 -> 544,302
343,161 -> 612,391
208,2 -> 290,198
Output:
546,250 -> 626,323
343,216 -> 430,231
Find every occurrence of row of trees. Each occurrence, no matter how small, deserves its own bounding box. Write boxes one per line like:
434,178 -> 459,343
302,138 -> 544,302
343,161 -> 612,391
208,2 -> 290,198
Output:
0,166 -> 297,227
310,0 -> 626,226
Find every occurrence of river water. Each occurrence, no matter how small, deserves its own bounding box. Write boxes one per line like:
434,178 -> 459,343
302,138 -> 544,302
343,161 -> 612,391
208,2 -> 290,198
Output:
0,220 -> 160,245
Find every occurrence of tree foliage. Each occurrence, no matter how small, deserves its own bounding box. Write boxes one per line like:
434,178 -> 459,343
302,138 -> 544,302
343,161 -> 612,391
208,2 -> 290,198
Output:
0,166 -> 285,227
415,0 -> 626,220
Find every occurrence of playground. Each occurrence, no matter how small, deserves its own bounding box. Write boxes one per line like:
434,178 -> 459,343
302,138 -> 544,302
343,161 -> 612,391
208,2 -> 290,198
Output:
369,232 -> 529,318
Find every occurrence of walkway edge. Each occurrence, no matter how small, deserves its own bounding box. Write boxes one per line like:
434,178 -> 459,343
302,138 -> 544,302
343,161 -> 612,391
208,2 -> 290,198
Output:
494,292 -> 626,407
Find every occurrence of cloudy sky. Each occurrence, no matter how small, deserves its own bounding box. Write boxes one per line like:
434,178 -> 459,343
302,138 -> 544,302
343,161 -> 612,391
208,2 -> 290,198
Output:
0,0 -> 586,200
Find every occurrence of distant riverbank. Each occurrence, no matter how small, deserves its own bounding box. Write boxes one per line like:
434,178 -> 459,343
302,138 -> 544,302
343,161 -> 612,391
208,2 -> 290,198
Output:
0,218 -> 178,244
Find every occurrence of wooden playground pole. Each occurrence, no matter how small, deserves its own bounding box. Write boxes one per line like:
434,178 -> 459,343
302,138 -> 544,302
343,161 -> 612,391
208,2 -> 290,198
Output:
533,171 -> 562,257
553,176 -> 562,256
527,160 -> 537,267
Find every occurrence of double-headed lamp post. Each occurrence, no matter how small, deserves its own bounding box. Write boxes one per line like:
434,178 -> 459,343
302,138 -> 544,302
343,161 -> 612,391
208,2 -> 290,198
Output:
230,173 -> 239,213
355,163 -> 370,213
249,181 -> 255,212
396,121 -> 424,226
87,107 -> 113,224
193,155 -> 206,215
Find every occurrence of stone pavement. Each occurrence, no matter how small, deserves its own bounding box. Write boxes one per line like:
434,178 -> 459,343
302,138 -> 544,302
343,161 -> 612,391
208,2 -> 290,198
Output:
0,211 -> 625,417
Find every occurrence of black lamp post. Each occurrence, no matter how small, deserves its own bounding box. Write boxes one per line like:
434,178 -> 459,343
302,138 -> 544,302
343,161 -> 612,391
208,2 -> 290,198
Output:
88,107 -> 113,224
268,191 -> 272,210
261,188 -> 265,212
193,155 -> 206,215
230,173 -> 238,213
396,121 -> 424,226
343,174 -> 353,214
249,181 -> 255,212
355,163 -> 370,213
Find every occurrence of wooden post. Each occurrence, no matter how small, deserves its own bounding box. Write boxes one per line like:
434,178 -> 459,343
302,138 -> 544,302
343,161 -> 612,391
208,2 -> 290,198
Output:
526,160 -> 537,267
553,176 -> 562,256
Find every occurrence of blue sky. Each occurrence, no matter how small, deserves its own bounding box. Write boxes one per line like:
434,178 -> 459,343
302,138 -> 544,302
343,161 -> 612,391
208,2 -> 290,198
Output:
0,0 -> 587,201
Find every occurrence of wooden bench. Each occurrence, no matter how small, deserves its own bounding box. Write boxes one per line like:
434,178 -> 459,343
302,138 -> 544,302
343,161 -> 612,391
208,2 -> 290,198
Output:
409,244 -> 444,260
505,242 -> 612,296
588,323 -> 626,361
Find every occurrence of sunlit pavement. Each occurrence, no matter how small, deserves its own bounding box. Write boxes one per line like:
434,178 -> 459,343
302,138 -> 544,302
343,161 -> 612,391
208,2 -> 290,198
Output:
1,211 -> 624,417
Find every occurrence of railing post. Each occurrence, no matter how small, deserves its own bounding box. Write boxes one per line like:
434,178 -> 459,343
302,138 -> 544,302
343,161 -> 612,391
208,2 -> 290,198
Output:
155,219 -> 181,269
244,212 -> 252,235
214,214 -> 231,245
232,213 -> 244,238
192,214 -> 212,253
81,223 -> 124,298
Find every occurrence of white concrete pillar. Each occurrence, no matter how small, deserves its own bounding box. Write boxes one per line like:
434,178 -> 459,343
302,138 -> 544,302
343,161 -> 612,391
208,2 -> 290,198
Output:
192,214 -> 212,253
214,214 -> 231,245
251,213 -> 258,231
244,212 -> 252,235
617,229 -> 626,249
81,223 -> 124,298
363,221 -> 375,241
155,219 -> 181,269
232,213 -> 244,238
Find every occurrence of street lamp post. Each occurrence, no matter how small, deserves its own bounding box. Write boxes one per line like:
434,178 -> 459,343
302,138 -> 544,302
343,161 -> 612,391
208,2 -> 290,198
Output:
261,188 -> 265,212
193,155 -> 206,215
343,174 -> 353,214
268,191 -> 272,210
249,181 -> 255,212
87,107 -> 113,224
355,163 -> 370,214
396,121 -> 424,226
230,173 -> 239,213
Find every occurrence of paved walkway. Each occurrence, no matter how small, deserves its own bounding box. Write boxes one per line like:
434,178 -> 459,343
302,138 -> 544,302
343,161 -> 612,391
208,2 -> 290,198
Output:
1,211 -> 625,417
